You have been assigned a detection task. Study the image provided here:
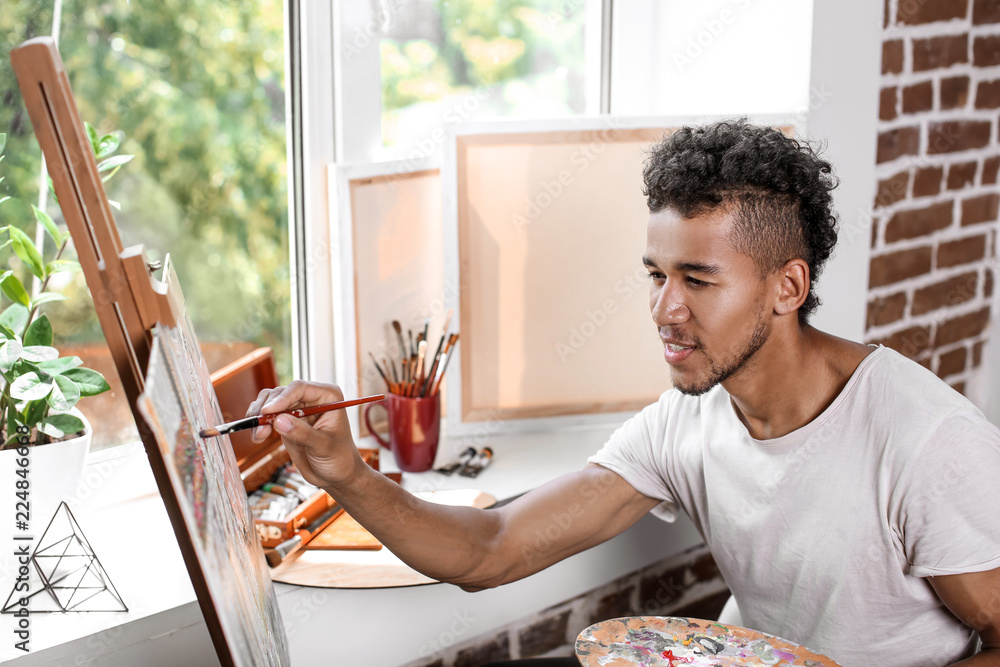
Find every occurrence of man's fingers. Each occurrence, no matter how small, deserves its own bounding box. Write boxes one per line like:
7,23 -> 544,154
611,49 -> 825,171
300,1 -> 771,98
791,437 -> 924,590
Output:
246,387 -> 281,418
251,423 -> 273,443
245,382 -> 347,443
262,381 -> 346,414
275,413 -> 324,444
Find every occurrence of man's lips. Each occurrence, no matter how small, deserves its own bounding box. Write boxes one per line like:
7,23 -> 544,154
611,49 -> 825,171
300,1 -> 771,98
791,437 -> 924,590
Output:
661,337 -> 697,363
660,335 -> 697,349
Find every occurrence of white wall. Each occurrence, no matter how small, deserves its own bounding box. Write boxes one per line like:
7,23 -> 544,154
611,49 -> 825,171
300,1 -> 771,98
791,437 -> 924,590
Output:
805,0 -> 882,340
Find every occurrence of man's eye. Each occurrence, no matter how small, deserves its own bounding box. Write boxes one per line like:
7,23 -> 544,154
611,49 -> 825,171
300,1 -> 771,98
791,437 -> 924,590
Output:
647,272 -> 665,282
686,276 -> 708,287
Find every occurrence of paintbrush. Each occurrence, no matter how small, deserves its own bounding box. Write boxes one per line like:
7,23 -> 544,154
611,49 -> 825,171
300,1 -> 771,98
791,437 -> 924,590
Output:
430,333 -> 459,396
199,394 -> 385,438
413,339 -> 427,397
392,320 -> 407,363
368,352 -> 391,391
421,309 -> 453,397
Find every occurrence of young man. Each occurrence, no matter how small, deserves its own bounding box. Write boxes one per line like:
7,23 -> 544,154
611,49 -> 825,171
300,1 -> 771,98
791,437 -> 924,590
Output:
249,120 -> 1000,666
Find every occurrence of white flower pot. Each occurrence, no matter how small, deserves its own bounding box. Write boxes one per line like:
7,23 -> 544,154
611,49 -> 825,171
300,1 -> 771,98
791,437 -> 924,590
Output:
0,407 -> 93,535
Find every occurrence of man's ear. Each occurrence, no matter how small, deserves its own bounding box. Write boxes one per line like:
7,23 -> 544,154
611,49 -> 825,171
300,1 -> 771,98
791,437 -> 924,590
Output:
773,259 -> 810,316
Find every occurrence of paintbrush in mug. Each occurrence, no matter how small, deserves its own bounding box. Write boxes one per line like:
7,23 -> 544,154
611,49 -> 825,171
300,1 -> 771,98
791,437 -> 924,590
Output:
199,394 -> 386,438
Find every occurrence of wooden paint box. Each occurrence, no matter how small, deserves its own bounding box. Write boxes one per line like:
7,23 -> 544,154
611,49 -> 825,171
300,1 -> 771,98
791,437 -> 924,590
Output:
210,348 -> 390,548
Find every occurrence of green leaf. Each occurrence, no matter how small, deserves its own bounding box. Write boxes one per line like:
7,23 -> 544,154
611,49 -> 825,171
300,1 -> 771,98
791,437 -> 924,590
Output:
6,411 -> 17,444
11,372 -> 53,401
47,375 -> 81,411
0,322 -> 15,340
108,199 -> 121,210
23,399 -> 47,428
7,226 -> 45,280
0,196 -> 9,208
11,358 -> 39,377
0,338 -> 22,372
0,304 -> 29,335
30,292 -> 66,309
0,239 -> 12,253
95,131 -> 124,160
38,413 -> 85,439
32,205 -> 64,247
0,273 -> 30,307
25,315 -> 53,347
85,122 -> 99,154
62,367 -> 110,396
22,346 -> 58,363
0,132 -> 6,155
97,154 -> 133,180
38,356 -> 83,374
46,174 -> 58,204
46,259 -> 80,275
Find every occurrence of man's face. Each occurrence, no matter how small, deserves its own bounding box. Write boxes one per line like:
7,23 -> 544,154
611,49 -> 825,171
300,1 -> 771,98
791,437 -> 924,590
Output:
644,205 -> 771,396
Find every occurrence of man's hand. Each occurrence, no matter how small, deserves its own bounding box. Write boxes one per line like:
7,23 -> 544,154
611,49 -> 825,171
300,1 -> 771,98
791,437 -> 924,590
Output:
246,380 -> 361,489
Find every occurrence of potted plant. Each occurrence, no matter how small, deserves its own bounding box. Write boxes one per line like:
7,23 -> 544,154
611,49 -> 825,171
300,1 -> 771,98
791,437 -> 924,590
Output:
0,123 -> 130,451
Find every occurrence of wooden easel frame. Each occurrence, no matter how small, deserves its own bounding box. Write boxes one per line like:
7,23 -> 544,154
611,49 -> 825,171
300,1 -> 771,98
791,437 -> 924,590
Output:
10,37 -> 284,667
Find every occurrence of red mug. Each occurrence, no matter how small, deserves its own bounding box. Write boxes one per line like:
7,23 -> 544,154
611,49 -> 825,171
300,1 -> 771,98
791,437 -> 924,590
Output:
364,393 -> 441,473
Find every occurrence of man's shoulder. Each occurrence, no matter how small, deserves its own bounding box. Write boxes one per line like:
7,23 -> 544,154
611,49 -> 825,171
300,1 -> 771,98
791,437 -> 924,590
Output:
863,345 -> 974,409
858,345 -> 999,448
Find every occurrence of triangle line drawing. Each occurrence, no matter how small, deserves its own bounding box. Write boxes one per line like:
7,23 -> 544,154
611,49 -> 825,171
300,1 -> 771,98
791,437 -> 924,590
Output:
2,502 -> 128,614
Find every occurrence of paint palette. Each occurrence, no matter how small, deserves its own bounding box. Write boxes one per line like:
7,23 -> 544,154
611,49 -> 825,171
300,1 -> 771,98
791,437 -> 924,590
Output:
575,617 -> 842,667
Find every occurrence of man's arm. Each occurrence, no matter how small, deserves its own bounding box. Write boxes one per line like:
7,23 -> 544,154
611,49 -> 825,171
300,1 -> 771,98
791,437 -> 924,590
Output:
930,567 -> 1000,666
248,381 -> 660,590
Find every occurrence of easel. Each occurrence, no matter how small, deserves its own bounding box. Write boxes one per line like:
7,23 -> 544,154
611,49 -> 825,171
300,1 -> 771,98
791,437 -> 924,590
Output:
10,37 -> 289,666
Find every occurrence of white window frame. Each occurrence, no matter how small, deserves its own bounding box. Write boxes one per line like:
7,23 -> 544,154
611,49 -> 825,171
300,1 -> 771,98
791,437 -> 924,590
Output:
307,0 -> 881,389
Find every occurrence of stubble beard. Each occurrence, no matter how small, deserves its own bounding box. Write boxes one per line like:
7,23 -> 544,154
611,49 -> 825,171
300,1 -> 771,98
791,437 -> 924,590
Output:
672,313 -> 770,397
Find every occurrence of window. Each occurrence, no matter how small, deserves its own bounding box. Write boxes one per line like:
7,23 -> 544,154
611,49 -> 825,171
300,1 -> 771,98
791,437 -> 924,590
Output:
1,0 -> 293,449
378,0 -> 594,156
337,0 -> 813,160
610,0 -> 813,117
338,0 -> 604,162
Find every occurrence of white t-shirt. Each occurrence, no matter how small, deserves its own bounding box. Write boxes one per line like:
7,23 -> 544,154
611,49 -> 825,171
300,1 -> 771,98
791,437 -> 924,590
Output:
589,345 -> 1000,667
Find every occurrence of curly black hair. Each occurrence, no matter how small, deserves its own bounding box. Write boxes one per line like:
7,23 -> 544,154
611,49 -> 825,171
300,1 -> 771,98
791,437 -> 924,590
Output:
642,119 -> 839,325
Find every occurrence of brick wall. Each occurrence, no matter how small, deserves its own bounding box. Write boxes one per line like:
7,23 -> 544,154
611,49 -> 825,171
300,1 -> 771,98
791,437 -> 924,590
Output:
405,545 -> 729,666
870,0 -> 999,399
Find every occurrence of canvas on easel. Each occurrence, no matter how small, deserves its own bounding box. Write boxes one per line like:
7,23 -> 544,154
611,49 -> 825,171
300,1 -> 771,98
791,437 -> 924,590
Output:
10,37 -> 290,667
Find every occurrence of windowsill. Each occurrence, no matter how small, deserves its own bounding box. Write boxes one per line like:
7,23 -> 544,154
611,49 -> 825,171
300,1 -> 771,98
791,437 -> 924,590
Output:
0,421 -> 623,663
0,441 -> 196,663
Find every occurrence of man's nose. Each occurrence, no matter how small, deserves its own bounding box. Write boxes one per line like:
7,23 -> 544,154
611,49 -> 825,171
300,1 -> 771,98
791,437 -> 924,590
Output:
651,282 -> 690,326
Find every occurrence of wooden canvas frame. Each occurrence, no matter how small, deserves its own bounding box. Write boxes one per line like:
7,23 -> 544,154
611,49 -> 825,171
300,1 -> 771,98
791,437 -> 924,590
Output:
10,38 -> 289,667
441,115 -> 801,438
328,158 -> 443,438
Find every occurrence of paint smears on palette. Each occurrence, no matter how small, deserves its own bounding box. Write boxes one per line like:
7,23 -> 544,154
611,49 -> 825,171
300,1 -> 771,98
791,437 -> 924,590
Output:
575,616 -> 843,667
